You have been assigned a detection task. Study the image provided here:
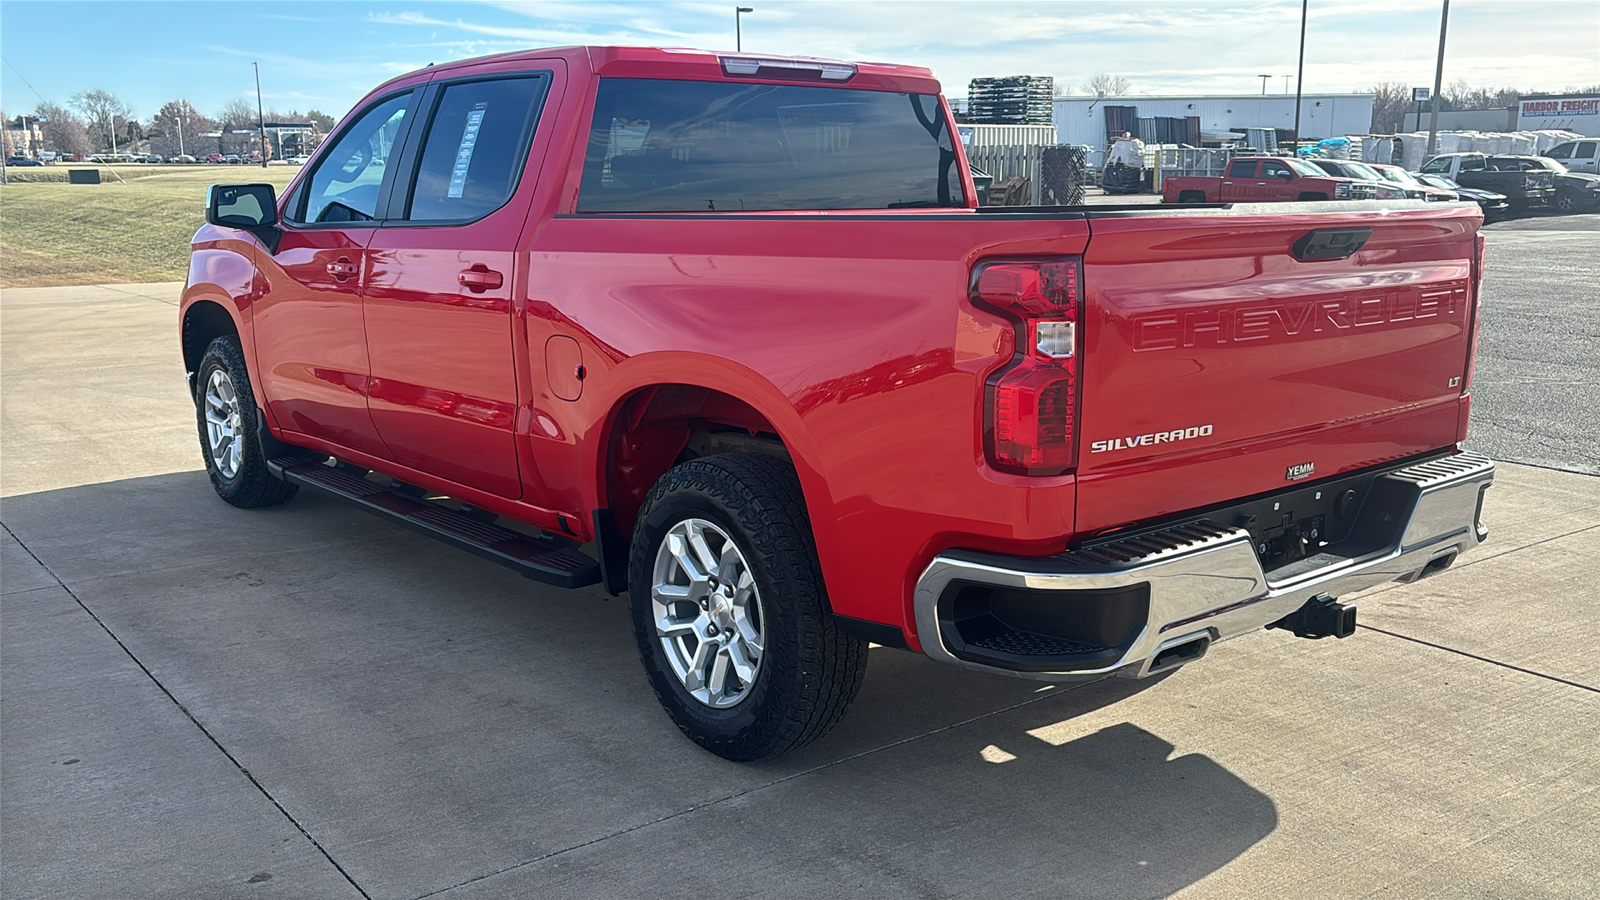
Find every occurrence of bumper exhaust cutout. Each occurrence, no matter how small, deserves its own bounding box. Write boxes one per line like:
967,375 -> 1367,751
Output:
1269,593 -> 1356,640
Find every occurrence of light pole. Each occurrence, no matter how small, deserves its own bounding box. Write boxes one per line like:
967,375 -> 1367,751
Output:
736,7 -> 752,52
1425,0 -> 1449,157
1292,0 -> 1308,151
254,62 -> 269,167
1259,74 -> 1271,95
177,107 -> 186,158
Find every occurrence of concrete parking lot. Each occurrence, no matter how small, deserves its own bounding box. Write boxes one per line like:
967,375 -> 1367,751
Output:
3,216 -> 1598,898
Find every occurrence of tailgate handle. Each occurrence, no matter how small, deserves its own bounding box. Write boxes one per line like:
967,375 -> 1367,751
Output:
1292,227 -> 1372,261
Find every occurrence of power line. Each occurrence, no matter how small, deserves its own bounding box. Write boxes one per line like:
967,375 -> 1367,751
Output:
2,56 -> 51,105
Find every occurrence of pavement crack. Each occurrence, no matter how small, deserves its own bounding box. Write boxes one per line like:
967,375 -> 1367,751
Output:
1,520 -> 374,900
1358,623 -> 1598,694
409,681 -> 1095,899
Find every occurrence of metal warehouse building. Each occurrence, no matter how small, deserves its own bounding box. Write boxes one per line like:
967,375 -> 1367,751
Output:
1053,93 -> 1376,147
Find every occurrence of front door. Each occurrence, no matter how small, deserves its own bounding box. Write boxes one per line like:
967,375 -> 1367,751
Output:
363,71 -> 555,499
253,90 -> 418,459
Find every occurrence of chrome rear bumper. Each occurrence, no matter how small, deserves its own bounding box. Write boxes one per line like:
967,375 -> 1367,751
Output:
913,452 -> 1494,681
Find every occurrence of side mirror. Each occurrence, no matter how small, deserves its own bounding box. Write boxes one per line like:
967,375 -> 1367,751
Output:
207,183 -> 278,229
1276,170 -> 1295,179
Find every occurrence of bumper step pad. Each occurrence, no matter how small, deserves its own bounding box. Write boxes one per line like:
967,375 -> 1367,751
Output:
269,459 -> 601,589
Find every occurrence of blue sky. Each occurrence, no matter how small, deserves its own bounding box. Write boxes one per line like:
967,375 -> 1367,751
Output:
2,0 -> 1597,123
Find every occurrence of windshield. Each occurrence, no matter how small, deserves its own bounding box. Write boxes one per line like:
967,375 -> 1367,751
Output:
1341,162 -> 1386,181
1418,174 -> 1461,189
1286,158 -> 1327,178
1378,167 -> 1421,187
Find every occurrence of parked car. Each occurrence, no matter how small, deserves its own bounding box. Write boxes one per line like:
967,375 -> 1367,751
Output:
1414,174 -> 1510,219
285,154 -> 310,165
1364,163 -> 1456,201
203,153 -> 225,164
172,154 -> 198,164
1487,155 -> 1600,212
5,156 -> 43,167
1308,160 -> 1423,199
1544,139 -> 1599,175
1419,152 -> 1556,209
187,45 -> 1494,761
62,154 -> 85,162
1163,156 -> 1377,202
223,155 -> 241,164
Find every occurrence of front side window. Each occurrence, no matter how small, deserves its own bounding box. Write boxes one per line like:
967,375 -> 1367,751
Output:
577,78 -> 962,212
1546,142 -> 1574,159
406,76 -> 548,222
1261,160 -> 1292,178
1421,157 -> 1449,173
298,93 -> 411,224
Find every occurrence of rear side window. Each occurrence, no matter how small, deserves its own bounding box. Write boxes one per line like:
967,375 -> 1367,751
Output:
1227,159 -> 1257,178
298,93 -> 411,224
1578,141 -> 1598,159
577,78 -> 961,212
406,76 -> 549,222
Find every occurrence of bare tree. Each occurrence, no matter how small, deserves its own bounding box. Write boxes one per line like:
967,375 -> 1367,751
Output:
149,100 -> 213,158
1368,82 -> 1412,133
30,103 -> 92,156
70,89 -> 134,152
1080,74 -> 1132,97
215,98 -> 258,132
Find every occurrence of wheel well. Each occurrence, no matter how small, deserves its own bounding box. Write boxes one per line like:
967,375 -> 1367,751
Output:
1298,191 -> 1329,201
182,301 -> 239,377
601,384 -> 790,546
1179,190 -> 1206,203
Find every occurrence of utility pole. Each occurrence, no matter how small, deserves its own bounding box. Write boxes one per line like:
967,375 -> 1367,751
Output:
1425,0 -> 1450,158
1292,0 -> 1308,152
177,107 -> 186,158
736,7 -> 752,52
254,62 -> 268,167
1259,74 -> 1271,95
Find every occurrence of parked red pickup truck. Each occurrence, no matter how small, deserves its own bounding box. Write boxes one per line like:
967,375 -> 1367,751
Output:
1164,155 -> 1379,203
184,46 -> 1493,760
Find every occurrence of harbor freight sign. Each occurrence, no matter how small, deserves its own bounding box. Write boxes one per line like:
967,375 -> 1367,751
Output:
1517,95 -> 1600,137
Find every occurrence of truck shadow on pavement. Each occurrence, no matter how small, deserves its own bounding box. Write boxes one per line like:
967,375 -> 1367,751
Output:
3,471 -> 1276,899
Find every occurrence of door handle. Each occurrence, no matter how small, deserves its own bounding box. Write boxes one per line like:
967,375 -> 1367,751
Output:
458,265 -> 504,293
326,259 -> 358,279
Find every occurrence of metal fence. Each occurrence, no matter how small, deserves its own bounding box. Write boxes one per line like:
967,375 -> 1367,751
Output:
1151,147 -> 1237,192
966,144 -> 1089,206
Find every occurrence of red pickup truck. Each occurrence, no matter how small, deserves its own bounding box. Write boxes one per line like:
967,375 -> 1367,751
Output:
1164,155 -> 1378,203
184,46 -> 1494,760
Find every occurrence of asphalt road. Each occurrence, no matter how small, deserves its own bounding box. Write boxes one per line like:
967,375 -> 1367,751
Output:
1470,211 -> 1600,474
3,215 -> 1598,899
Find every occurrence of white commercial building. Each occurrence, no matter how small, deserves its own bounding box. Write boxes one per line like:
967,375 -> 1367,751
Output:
1516,95 -> 1600,137
1053,93 -> 1376,147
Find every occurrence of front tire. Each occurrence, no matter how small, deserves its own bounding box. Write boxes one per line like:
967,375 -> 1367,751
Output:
628,453 -> 867,760
194,336 -> 297,508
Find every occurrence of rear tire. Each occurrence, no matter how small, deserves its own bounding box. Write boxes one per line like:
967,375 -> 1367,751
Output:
195,336 -> 298,509
628,453 -> 867,760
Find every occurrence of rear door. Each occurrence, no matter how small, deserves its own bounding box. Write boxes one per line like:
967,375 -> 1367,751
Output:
1219,158 -> 1259,202
361,65 -> 557,499
1074,204 -> 1480,533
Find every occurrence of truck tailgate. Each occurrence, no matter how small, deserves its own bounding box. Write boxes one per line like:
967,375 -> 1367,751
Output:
1075,203 -> 1480,534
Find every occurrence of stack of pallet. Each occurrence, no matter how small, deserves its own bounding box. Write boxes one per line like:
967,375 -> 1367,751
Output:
967,76 -> 1055,126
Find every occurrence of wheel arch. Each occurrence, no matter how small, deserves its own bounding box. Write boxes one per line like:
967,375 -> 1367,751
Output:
588,355 -> 827,579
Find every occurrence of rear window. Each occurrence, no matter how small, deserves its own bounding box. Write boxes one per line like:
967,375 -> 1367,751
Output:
577,78 -> 962,212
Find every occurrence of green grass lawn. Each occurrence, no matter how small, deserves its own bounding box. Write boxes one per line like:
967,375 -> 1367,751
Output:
1,166 -> 300,287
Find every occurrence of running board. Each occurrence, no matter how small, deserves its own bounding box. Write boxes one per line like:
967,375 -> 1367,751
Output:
268,459 -> 601,589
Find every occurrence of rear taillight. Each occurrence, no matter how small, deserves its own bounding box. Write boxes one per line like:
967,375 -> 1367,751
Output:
973,258 -> 1083,475
1464,232 -> 1486,392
